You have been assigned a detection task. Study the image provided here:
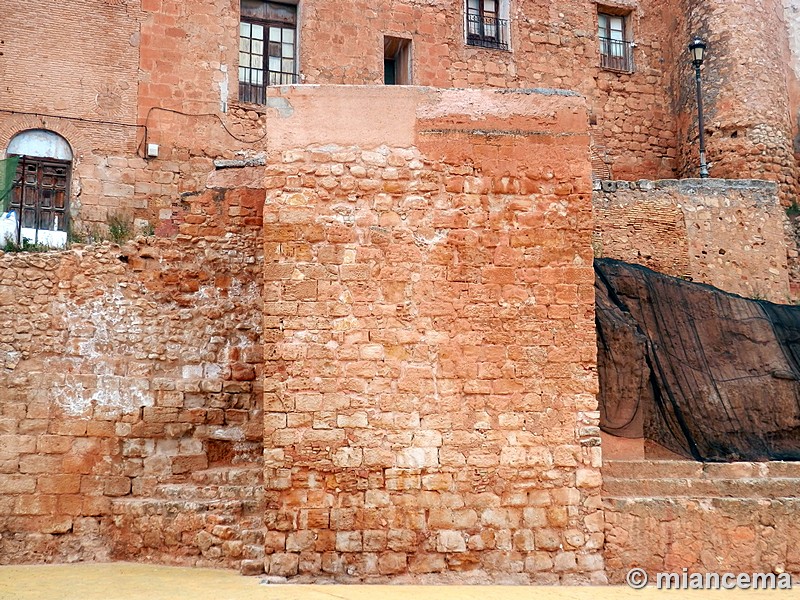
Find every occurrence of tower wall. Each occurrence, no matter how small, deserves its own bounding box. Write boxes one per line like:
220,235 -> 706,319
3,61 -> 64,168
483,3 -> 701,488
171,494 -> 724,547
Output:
677,0 -> 799,202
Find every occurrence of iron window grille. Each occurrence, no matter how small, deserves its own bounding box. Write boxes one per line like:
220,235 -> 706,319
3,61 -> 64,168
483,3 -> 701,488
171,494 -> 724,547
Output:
239,0 -> 298,104
466,0 -> 509,51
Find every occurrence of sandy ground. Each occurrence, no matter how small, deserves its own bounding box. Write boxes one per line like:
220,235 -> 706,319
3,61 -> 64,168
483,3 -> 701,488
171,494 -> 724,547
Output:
1,563 -> 799,600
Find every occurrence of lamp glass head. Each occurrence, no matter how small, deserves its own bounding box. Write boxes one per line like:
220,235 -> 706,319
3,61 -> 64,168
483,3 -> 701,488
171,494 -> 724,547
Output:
689,38 -> 707,64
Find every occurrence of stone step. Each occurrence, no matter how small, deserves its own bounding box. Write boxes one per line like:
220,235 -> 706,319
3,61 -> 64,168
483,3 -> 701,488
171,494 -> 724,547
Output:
603,459 -> 800,480
154,484 -> 220,501
603,476 -> 800,499
240,558 -> 265,576
109,498 -> 263,573
240,525 -> 265,547
239,526 -> 267,576
603,460 -> 704,479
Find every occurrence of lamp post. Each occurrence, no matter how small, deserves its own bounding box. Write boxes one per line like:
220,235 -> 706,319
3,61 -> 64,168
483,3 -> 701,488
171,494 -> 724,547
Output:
689,37 -> 710,178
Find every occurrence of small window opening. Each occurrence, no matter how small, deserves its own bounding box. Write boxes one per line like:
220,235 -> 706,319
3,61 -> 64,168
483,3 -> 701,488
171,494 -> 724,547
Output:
384,36 -> 412,85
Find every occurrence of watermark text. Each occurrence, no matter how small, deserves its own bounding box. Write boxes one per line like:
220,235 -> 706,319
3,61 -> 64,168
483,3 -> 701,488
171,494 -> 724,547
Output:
626,568 -> 792,590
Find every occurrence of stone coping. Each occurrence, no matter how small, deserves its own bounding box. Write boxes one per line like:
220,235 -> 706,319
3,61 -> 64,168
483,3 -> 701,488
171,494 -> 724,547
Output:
594,178 -> 777,194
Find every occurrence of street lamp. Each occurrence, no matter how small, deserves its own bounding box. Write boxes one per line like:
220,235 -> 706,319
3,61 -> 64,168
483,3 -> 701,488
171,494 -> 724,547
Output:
689,37 -> 709,178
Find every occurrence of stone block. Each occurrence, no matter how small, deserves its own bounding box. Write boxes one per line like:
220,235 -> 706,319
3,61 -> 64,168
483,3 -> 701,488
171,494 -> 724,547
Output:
437,530 -> 467,553
269,553 -> 300,577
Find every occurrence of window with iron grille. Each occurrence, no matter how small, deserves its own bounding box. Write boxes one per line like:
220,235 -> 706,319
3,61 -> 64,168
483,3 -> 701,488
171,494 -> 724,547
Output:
598,11 -> 634,72
466,0 -> 509,51
8,157 -> 71,244
239,0 -> 297,104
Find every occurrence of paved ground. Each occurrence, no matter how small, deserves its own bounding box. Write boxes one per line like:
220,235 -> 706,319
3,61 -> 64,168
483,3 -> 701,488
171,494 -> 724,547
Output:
1,563 -> 798,600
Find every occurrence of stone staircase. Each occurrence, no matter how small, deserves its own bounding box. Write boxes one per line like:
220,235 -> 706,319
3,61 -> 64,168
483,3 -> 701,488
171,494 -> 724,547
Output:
603,459 -> 800,583
108,465 -> 266,575
603,460 -> 800,498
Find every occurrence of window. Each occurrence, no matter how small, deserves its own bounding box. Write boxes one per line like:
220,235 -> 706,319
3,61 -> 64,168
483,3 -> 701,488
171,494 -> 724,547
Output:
466,0 -> 509,51
4,130 -> 72,248
384,36 -> 412,85
598,11 -> 633,72
239,0 -> 297,104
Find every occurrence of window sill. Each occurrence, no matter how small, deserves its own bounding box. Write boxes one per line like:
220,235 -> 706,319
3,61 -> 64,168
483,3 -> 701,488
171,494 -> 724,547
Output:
230,100 -> 271,113
600,65 -> 635,75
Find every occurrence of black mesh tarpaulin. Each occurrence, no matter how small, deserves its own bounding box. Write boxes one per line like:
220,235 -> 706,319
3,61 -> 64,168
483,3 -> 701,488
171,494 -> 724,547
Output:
596,258 -> 800,462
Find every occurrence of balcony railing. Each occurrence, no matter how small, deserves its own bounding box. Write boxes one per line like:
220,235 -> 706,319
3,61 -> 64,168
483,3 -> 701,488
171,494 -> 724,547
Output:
599,37 -> 634,72
466,14 -> 509,51
239,72 -> 297,105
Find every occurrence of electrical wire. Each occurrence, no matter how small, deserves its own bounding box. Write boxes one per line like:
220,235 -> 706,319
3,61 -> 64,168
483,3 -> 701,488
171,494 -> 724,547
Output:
143,106 -> 268,146
0,108 -> 143,130
1,104 -> 268,158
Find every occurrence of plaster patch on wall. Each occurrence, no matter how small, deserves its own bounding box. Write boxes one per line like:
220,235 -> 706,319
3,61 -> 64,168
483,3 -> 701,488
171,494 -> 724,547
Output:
784,1 -> 800,82
418,88 -> 578,122
219,64 -> 229,113
266,96 -> 294,118
412,229 -> 447,247
50,286 -> 156,416
52,373 -> 154,417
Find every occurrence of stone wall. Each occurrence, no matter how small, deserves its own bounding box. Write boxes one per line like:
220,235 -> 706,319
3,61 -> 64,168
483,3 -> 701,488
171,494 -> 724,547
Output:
261,86 -> 603,583
783,0 -> 800,166
604,460 -> 800,583
0,188 -> 265,570
296,0 -> 679,181
1,0 -> 800,582
593,178 -> 791,302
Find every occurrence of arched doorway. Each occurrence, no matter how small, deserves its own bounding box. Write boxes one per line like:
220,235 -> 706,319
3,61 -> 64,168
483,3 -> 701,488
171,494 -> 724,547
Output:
4,129 -> 73,247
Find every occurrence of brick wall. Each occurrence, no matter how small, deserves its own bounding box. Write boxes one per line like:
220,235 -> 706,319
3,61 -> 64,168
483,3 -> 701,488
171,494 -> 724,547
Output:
261,86 -> 603,583
138,0 -> 236,116
593,179 -> 791,302
0,0 -> 265,233
0,1 -> 144,230
0,0 -> 141,142
0,189 -> 265,569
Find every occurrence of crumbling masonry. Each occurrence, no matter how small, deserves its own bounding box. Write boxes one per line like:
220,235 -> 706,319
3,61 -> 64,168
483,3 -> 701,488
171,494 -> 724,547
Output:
2,0 -> 800,583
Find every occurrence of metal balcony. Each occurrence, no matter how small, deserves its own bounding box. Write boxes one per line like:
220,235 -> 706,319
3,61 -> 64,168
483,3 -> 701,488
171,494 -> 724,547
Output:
466,14 -> 509,51
599,37 -> 634,72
